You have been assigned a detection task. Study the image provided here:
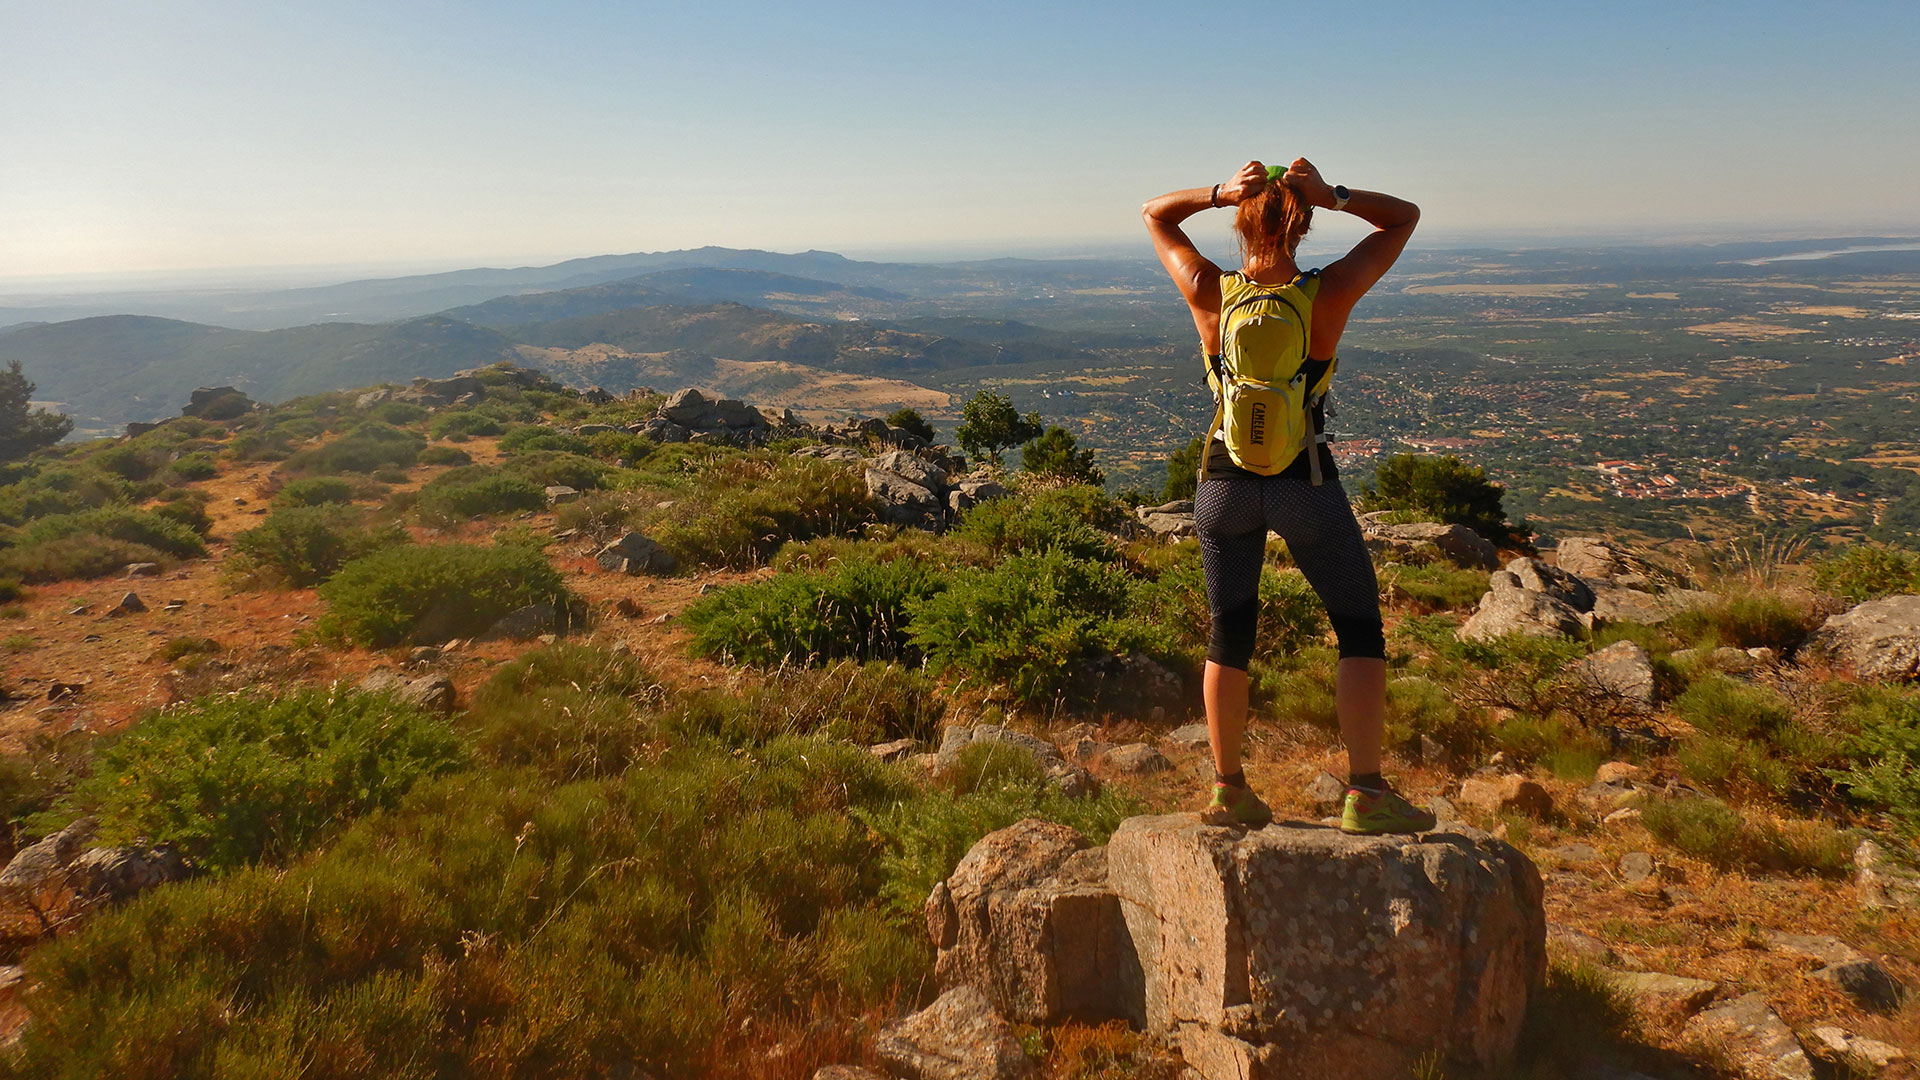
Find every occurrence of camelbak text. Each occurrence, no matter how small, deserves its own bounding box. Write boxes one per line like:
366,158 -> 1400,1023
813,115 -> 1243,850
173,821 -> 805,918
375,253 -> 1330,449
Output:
1249,401 -> 1267,445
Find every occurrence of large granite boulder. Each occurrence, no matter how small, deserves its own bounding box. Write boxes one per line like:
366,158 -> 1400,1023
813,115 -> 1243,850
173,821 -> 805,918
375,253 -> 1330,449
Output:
949,477 -> 1012,517
0,819 -> 188,952
868,469 -> 943,528
1108,816 -> 1543,1079
1805,595 -> 1920,682
1587,583 -> 1719,627
1460,572 -> 1588,640
1361,520 -> 1500,570
925,820 -> 1137,1024
1573,640 -> 1657,712
1553,536 -> 1655,586
1505,557 -> 1595,613
866,450 -> 949,493
924,815 -> 1545,1079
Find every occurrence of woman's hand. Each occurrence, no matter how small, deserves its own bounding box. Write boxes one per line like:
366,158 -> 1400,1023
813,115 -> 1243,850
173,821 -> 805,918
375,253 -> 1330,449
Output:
1279,157 -> 1336,209
1217,161 -> 1268,207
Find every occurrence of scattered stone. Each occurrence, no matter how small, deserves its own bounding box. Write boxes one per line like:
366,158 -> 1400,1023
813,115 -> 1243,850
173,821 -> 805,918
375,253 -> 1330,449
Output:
613,597 -> 645,618
1163,723 -> 1211,751
163,599 -> 186,612
1618,852 -> 1656,885
67,844 -> 190,904
935,725 -> 1096,798
1583,779 -> 1640,813
1856,839 -> 1920,910
66,604 -> 91,617
485,603 -> 556,642
1135,500 -> 1197,540
408,646 -> 443,664
1359,519 -> 1499,569
1682,994 -> 1812,1080
869,739 -> 917,763
1106,814 -> 1544,1076
1574,642 -> 1656,711
1428,795 -> 1460,823
874,985 -> 1035,1080
1547,922 -> 1614,964
1587,583 -> 1718,627
1594,761 -> 1643,785
0,819 -> 188,949
1610,970 -> 1719,1014
791,444 -> 864,463
1747,646 -> 1779,665
46,681 -> 84,701
648,612 -> 672,625
1806,594 -> 1920,683
108,592 -> 147,616
543,485 -> 580,505
948,477 -> 1012,517
1460,576 -> 1587,640
572,423 -> 617,436
1707,646 -> 1759,676
1764,931 -> 1864,967
926,820 -> 1133,1025
1073,653 -> 1184,710
1458,775 -> 1555,819
1603,807 -> 1643,827
1305,771 -> 1348,816
124,562 -> 161,578
595,532 -> 678,575
1105,743 -> 1172,775
1545,843 -> 1603,864
1807,1027 -> 1907,1070
1419,734 -> 1452,769
1814,958 -> 1906,1012
357,671 -> 457,714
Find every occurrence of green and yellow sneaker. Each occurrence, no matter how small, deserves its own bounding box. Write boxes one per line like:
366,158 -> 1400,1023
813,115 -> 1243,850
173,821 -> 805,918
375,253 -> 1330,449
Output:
1200,782 -> 1274,828
1340,785 -> 1437,835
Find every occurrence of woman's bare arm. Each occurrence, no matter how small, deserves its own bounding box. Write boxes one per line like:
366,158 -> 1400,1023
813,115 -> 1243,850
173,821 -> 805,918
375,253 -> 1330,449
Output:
1142,161 -> 1268,313
1279,158 -> 1419,325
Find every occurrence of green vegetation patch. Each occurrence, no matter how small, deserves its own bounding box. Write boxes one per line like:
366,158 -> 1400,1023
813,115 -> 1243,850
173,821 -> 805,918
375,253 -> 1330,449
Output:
685,558 -> 944,666
647,453 -> 875,569
0,505 -> 207,582
229,504 -> 410,589
317,543 -> 567,647
280,422 -> 425,476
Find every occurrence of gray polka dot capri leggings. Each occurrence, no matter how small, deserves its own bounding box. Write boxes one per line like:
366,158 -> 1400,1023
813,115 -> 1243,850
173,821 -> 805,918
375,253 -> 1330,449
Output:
1194,473 -> 1387,669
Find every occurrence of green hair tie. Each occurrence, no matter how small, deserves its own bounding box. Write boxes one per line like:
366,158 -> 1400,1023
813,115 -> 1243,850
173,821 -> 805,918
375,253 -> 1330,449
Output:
1266,165 -> 1287,183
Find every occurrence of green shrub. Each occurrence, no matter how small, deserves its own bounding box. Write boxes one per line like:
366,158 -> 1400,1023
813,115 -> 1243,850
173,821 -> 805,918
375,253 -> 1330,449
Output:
555,491 -> 644,539
505,449 -> 608,491
429,411 -> 503,441
585,430 -> 654,463
6,739 -> 924,1079
908,551 -> 1152,703
462,643 -> 667,782
1830,686 -> 1920,834
281,422 -> 424,476
159,637 -> 219,662
1381,562 -> 1489,612
685,558 -> 944,666
1815,545 -> 1920,603
650,455 -> 875,569
1021,425 -> 1104,486
885,407 -> 936,444
1666,592 -> 1818,654
0,577 -> 22,604
670,661 -> 946,747
48,689 -> 463,870
952,484 -> 1121,562
0,506 -> 206,582
1163,436 -> 1204,502
367,401 -> 428,426
164,452 -> 219,482
417,445 -> 472,467
1640,794 -> 1746,866
1638,794 -> 1850,875
272,476 -> 359,508
0,463 -> 138,524
317,543 -> 568,647
1362,453 -> 1515,545
413,468 -> 547,524
228,504 -> 410,589
1673,675 -> 1792,740
150,492 -> 213,537
90,441 -> 170,482
499,425 -> 593,457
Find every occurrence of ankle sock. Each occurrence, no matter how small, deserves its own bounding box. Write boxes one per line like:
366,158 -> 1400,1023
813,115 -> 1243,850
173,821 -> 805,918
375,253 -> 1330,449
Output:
1348,771 -> 1385,793
1215,769 -> 1247,789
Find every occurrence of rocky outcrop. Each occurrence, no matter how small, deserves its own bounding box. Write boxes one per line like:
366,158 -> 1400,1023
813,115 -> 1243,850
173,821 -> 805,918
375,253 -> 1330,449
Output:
635,387 -> 805,447
875,985 -> 1035,1080
1135,501 -> 1197,541
595,531 -> 678,575
1360,518 -> 1500,570
1108,816 -> 1544,1078
1856,839 -> 1920,910
1805,595 -> 1920,682
1552,536 -> 1658,587
925,820 -> 1137,1024
923,816 -> 1546,1079
356,670 -> 457,714
181,385 -> 255,419
948,478 -> 1011,517
1460,571 -> 1587,640
0,819 -> 188,953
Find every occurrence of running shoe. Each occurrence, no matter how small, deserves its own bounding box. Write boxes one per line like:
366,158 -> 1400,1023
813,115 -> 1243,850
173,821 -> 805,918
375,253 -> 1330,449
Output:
1200,781 -> 1274,828
1340,785 -> 1437,835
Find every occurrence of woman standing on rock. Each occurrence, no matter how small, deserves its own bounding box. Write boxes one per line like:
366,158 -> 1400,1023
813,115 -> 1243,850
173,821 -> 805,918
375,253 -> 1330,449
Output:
1142,158 -> 1433,834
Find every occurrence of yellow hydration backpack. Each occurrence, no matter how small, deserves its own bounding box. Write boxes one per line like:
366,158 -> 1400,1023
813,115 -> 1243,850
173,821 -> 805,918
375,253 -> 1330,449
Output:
1201,269 -> 1336,484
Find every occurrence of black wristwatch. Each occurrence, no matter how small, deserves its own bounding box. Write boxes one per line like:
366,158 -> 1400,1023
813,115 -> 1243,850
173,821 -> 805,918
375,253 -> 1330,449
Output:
1331,184 -> 1351,211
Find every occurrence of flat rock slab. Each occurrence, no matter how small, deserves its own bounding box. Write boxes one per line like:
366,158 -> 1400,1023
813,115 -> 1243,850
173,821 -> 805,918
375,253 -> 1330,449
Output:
1683,993 -> 1812,1080
1106,814 -> 1545,1079
1610,970 -> 1718,1014
875,985 -> 1035,1080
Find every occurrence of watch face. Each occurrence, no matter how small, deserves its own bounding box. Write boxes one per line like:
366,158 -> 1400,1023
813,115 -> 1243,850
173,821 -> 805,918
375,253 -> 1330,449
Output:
1334,184 -> 1350,199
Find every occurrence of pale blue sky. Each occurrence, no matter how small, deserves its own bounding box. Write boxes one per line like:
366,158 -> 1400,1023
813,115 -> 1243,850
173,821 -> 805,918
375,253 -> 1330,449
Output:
2,0 -> 1915,279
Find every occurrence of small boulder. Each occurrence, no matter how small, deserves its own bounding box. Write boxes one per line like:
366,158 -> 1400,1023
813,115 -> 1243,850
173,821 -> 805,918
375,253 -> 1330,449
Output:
1460,584 -> 1586,641
1163,723 -> 1211,751
1610,970 -> 1718,1015
1104,743 -> 1172,775
1594,761 -> 1643,785
1807,1027 -> 1907,1070
1362,520 -> 1499,569
1617,852 -> 1656,885
1813,957 -> 1905,1012
485,603 -> 556,642
1305,771 -> 1348,816
1458,775 -> 1555,819
936,725 -> 1095,798
874,985 -> 1035,1080
124,562 -> 161,578
1856,839 -> 1920,910
544,485 -> 581,505
866,450 -> 949,492
357,671 -> 457,715
1682,994 -> 1812,1080
1574,642 -> 1657,712
595,532 -> 678,575
1506,557 -> 1596,612
867,469 -> 943,528
1805,595 -> 1920,683
108,592 -> 147,616
869,738 -> 917,763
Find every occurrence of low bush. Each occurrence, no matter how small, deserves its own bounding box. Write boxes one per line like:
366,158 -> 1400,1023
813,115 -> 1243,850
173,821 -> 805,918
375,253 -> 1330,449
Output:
1830,686 -> 1920,834
499,425 -> 593,457
1666,592 -> 1819,655
413,468 -> 547,524
0,463 -> 139,524
462,643 -> 668,782
228,504 -> 410,588
670,661 -> 946,747
1814,544 -> 1920,603
505,449 -> 608,491
158,636 -> 219,662
685,558 -> 944,666
1380,562 -> 1489,612
163,452 -> 219,482
649,454 -> 875,569
271,476 -> 359,508
0,577 -> 22,604
1639,794 -> 1851,875
908,551 -> 1153,703
366,400 -> 427,426
280,422 -> 424,476
952,484 -> 1120,562
429,410 -> 504,441
417,445 -> 472,467
0,506 -> 206,582
317,543 -> 569,647
46,689 -> 464,870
